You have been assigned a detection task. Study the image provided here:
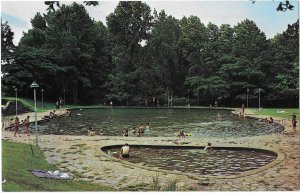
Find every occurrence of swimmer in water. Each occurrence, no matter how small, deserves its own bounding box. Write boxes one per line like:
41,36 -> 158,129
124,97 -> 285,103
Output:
88,127 -> 95,136
123,129 -> 129,137
204,142 -> 214,151
145,123 -> 150,130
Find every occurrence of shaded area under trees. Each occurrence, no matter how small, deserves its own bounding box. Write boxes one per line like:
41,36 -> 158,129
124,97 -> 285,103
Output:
1,2 -> 299,107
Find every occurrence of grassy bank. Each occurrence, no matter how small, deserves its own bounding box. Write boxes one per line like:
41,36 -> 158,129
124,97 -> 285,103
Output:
247,108 -> 299,119
3,97 -> 54,113
2,97 -> 103,113
2,141 -> 114,191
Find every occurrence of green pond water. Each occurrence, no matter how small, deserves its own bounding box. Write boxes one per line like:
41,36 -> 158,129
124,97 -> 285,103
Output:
106,146 -> 276,176
38,108 -> 282,137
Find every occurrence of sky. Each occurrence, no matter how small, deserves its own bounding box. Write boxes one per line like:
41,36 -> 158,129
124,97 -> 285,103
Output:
1,0 -> 299,45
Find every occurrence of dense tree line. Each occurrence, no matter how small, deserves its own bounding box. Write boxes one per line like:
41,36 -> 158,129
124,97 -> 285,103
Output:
1,2 -> 299,107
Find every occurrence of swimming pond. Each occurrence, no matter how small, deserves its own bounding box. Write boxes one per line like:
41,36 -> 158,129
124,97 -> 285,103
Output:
103,145 -> 277,176
39,108 -> 283,137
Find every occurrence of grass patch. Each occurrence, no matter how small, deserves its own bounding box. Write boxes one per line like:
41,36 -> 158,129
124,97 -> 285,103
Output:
152,173 -> 161,191
2,141 -> 114,191
2,97 -> 104,118
163,179 -> 178,191
3,97 -> 104,114
3,97 -> 54,113
248,108 -> 299,119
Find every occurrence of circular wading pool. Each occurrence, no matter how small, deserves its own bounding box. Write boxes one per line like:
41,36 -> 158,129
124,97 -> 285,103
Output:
38,108 -> 284,137
102,145 -> 277,176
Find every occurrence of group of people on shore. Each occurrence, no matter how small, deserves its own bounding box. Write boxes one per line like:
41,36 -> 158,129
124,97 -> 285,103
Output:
260,117 -> 274,124
209,101 -> 219,110
5,116 -> 31,137
55,97 -> 64,109
47,109 -> 71,119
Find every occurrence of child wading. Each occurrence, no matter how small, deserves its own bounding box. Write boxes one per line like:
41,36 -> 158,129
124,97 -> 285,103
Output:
14,117 -> 21,137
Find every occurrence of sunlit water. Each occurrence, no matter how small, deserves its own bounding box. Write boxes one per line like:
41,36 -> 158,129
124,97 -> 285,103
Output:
39,108 -> 282,137
105,146 -> 276,176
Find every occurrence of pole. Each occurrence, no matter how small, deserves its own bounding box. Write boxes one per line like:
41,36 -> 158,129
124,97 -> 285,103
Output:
197,82 -> 200,106
247,88 -> 249,109
15,89 -> 18,116
34,88 -> 38,146
258,89 -> 261,115
171,91 -> 173,107
63,89 -> 66,107
188,89 -> 190,105
41,90 -> 44,110
167,87 -> 169,107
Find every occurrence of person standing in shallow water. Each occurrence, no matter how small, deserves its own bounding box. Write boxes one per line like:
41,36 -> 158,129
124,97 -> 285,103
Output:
177,130 -> 186,143
241,104 -> 245,117
24,116 -> 30,136
14,117 -> 21,137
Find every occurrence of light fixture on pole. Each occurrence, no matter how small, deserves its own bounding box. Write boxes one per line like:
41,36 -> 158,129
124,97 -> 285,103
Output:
41,89 -> 44,110
30,81 -> 39,146
247,88 -> 249,108
14,88 -> 18,116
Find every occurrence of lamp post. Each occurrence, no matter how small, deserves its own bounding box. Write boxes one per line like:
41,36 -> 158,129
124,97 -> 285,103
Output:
30,81 -> 39,146
14,88 -> 18,116
258,88 -> 261,114
63,89 -> 66,107
41,89 -> 44,110
247,88 -> 249,108
188,89 -> 190,105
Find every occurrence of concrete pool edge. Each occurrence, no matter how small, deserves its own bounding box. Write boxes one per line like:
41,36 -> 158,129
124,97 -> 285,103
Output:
97,144 -> 285,180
